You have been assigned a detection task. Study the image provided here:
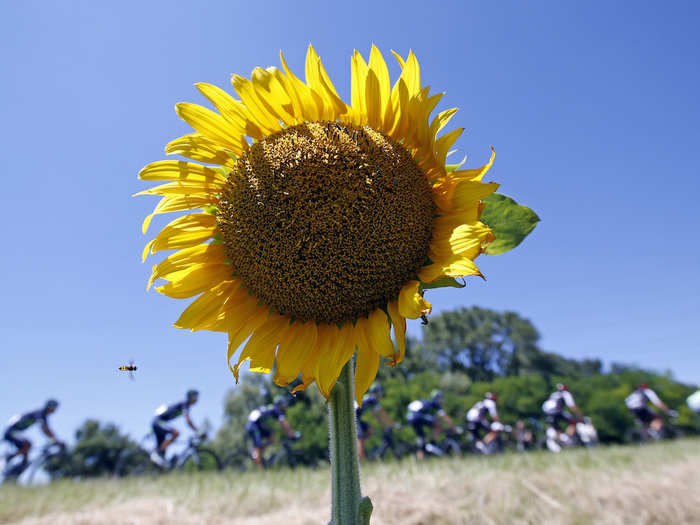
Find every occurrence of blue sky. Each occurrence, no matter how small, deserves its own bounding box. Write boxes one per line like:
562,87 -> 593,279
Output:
1,1 -> 699,445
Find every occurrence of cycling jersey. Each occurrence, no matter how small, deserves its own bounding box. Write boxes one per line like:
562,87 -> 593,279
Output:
3,409 -> 50,451
407,399 -> 445,418
466,399 -> 498,422
406,399 -> 444,444
687,390 -> 700,414
5,410 -> 48,433
246,405 -> 286,448
625,387 -> 661,410
154,401 -> 190,422
542,390 -> 576,415
356,394 -> 379,419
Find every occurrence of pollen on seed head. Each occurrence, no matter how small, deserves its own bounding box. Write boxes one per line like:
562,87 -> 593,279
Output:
217,121 -> 435,325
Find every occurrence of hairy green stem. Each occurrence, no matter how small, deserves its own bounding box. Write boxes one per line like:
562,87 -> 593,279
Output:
328,359 -> 372,525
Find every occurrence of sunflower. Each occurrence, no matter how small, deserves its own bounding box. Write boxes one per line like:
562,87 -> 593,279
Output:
138,45 -> 498,403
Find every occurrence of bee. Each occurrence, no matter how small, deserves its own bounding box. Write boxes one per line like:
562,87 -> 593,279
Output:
118,360 -> 138,380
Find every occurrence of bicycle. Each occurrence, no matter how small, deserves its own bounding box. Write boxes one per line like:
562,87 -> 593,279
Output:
1,441 -> 70,485
261,434 -> 308,469
114,432 -> 221,475
625,410 -> 683,444
366,426 -> 412,461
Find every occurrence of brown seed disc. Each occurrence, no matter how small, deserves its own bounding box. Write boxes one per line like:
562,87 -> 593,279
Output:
217,121 -> 435,325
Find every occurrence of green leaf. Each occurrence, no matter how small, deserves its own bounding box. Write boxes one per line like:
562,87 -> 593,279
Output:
481,193 -> 540,255
421,277 -> 466,290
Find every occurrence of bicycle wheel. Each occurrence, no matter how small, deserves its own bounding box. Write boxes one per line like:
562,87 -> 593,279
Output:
181,449 -> 221,471
223,451 -> 252,472
624,426 -> 648,445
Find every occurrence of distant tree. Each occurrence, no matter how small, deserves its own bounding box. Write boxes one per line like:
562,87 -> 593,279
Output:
44,419 -> 139,479
421,307 -> 542,380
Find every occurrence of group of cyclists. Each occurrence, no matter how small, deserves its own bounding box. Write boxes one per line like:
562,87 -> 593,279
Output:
3,382 -> 698,478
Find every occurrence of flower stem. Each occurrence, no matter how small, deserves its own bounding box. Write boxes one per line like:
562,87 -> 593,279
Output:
328,359 -> 373,525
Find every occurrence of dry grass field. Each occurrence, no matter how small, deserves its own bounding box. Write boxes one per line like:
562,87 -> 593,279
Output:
1,439 -> 699,525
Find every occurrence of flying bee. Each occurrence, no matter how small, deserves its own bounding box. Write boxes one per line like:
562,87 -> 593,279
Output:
118,360 -> 137,380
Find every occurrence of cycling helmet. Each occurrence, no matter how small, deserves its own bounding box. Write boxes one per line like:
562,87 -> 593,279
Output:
273,395 -> 289,408
44,399 -> 59,412
186,389 -> 199,401
556,383 -> 569,391
430,389 -> 444,402
485,392 -> 498,401
369,383 -> 384,396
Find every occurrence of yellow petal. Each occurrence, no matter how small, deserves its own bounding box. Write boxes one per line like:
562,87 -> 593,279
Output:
386,300 -> 406,366
227,305 -> 271,381
250,67 -> 297,126
449,147 -> 496,182
398,280 -> 432,319
174,280 -> 241,330
148,243 -> 224,289
274,321 -> 318,386
165,133 -> 238,167
175,102 -> 248,153
368,45 -> 392,130
138,160 -> 228,184
234,313 -> 288,377
194,83 -> 264,140
450,181 -> 500,212
143,213 -> 217,261
418,255 -> 484,283
155,263 -> 232,299
429,222 -> 494,260
134,180 -> 223,197
350,51 -> 369,126
142,194 -> 217,234
354,319 -> 380,405
279,51 -> 322,122
365,308 -> 395,359
231,74 -> 282,135
315,323 -> 357,399
305,44 -> 347,120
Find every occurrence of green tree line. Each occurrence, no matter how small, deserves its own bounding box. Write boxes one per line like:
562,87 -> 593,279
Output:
42,307 -> 699,477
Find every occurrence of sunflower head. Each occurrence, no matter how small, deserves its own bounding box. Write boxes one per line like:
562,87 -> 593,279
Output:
137,44 -> 500,402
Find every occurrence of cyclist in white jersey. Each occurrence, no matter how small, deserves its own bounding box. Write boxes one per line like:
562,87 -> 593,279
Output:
466,392 -> 501,452
541,383 -> 582,443
625,383 -> 669,433
687,390 -> 700,415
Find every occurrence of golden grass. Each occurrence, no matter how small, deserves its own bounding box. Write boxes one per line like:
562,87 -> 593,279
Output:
2,439 -> 699,525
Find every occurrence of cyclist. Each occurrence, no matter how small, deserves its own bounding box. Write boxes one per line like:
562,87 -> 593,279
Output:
3,399 -> 63,471
150,389 -> 201,467
541,383 -> 582,445
625,383 -> 671,434
246,395 -> 300,467
355,383 -> 396,460
406,389 -> 455,459
466,392 -> 501,453
688,389 -> 700,416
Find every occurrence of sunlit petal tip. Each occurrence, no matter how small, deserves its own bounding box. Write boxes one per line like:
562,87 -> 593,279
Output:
141,240 -> 155,263
398,280 -> 432,319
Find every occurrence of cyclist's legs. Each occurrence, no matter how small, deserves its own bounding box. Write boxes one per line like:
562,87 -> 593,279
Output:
3,431 -> 30,462
153,419 -> 178,454
408,415 -> 429,459
357,420 -> 372,460
247,422 -> 271,466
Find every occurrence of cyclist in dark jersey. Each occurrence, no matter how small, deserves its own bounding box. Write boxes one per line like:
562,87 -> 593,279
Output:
406,390 -> 455,459
355,383 -> 395,460
150,389 -> 200,467
246,396 -> 299,467
3,399 -> 62,465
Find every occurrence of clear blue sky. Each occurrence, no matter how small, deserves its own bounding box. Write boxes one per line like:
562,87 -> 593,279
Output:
1,1 -> 699,445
